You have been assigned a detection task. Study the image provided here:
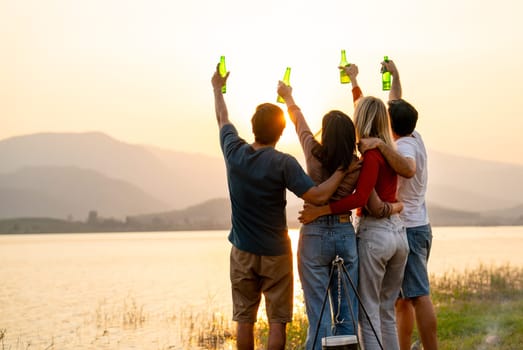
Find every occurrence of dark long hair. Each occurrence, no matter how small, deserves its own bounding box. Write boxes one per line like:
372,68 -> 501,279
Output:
311,110 -> 356,174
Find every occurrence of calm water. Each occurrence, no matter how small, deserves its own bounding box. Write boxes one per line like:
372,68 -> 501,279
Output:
1,226 -> 522,349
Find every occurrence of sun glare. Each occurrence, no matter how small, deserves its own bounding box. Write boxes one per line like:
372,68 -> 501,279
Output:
279,116 -> 301,145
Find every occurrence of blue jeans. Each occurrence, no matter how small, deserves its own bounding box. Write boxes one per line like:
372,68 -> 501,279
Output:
357,214 -> 409,350
401,224 -> 433,298
298,215 -> 359,350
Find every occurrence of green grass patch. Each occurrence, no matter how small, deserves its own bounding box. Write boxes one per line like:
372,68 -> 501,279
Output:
431,264 -> 523,349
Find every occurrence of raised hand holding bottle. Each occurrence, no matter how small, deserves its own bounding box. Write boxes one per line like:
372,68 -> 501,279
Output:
277,67 -> 291,103
219,56 -> 227,93
339,50 -> 350,84
381,56 -> 391,91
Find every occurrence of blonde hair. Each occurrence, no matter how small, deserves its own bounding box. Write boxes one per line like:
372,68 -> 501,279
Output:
354,96 -> 394,147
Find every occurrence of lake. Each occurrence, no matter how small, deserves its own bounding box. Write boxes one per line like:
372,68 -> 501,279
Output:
1,226 -> 522,349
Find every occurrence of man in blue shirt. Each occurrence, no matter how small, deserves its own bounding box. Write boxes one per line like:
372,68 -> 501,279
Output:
212,65 -> 347,350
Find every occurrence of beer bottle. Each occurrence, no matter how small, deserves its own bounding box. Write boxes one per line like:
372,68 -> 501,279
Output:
340,50 -> 350,84
277,67 -> 291,103
219,56 -> 227,93
381,55 -> 391,91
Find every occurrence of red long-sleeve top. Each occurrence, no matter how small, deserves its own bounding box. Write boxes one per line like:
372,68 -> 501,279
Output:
352,86 -> 363,103
329,148 -> 398,216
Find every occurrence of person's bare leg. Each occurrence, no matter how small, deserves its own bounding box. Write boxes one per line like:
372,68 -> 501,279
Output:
413,296 -> 438,350
395,298 -> 415,350
236,322 -> 255,350
268,322 -> 286,350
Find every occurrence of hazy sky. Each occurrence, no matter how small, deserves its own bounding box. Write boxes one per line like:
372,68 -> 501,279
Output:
2,0 -> 523,164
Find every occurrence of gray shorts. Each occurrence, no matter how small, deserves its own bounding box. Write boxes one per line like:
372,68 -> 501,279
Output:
400,224 -> 432,298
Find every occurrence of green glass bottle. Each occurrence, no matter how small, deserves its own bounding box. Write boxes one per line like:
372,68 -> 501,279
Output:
382,55 -> 391,91
219,56 -> 227,93
340,49 -> 350,84
277,67 -> 291,103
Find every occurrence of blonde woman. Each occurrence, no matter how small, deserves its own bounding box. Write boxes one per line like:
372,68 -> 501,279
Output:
300,96 -> 409,350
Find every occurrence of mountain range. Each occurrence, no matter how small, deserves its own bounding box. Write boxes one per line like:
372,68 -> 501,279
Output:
0,131 -> 521,227
0,132 -> 228,220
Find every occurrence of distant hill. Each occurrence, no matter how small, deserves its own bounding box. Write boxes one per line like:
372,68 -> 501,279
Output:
489,204 -> 523,219
0,166 -> 167,219
0,132 -> 228,211
128,198 -> 232,230
426,184 -> 519,213
428,204 -> 489,226
486,204 -> 523,225
427,151 -> 523,212
0,217 -> 129,234
0,131 -> 521,223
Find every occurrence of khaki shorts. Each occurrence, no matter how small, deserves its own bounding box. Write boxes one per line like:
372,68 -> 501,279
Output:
230,246 -> 293,323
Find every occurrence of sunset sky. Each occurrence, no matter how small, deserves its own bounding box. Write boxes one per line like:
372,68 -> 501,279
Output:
2,0 -> 523,165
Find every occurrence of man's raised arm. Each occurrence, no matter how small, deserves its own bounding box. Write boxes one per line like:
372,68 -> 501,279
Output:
211,65 -> 231,129
360,59 -> 415,178
382,59 -> 402,101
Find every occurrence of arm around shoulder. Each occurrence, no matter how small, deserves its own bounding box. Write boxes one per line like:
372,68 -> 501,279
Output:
358,138 -> 415,178
377,142 -> 416,178
301,168 -> 346,205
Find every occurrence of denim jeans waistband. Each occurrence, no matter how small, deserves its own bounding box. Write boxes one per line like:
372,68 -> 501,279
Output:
310,213 -> 352,225
359,213 -> 401,221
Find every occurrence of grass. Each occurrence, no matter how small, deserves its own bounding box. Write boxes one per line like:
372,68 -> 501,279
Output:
254,302 -> 308,349
95,295 -> 146,330
430,264 -> 523,349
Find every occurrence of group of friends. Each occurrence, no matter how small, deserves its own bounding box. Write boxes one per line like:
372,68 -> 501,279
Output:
211,58 -> 438,350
